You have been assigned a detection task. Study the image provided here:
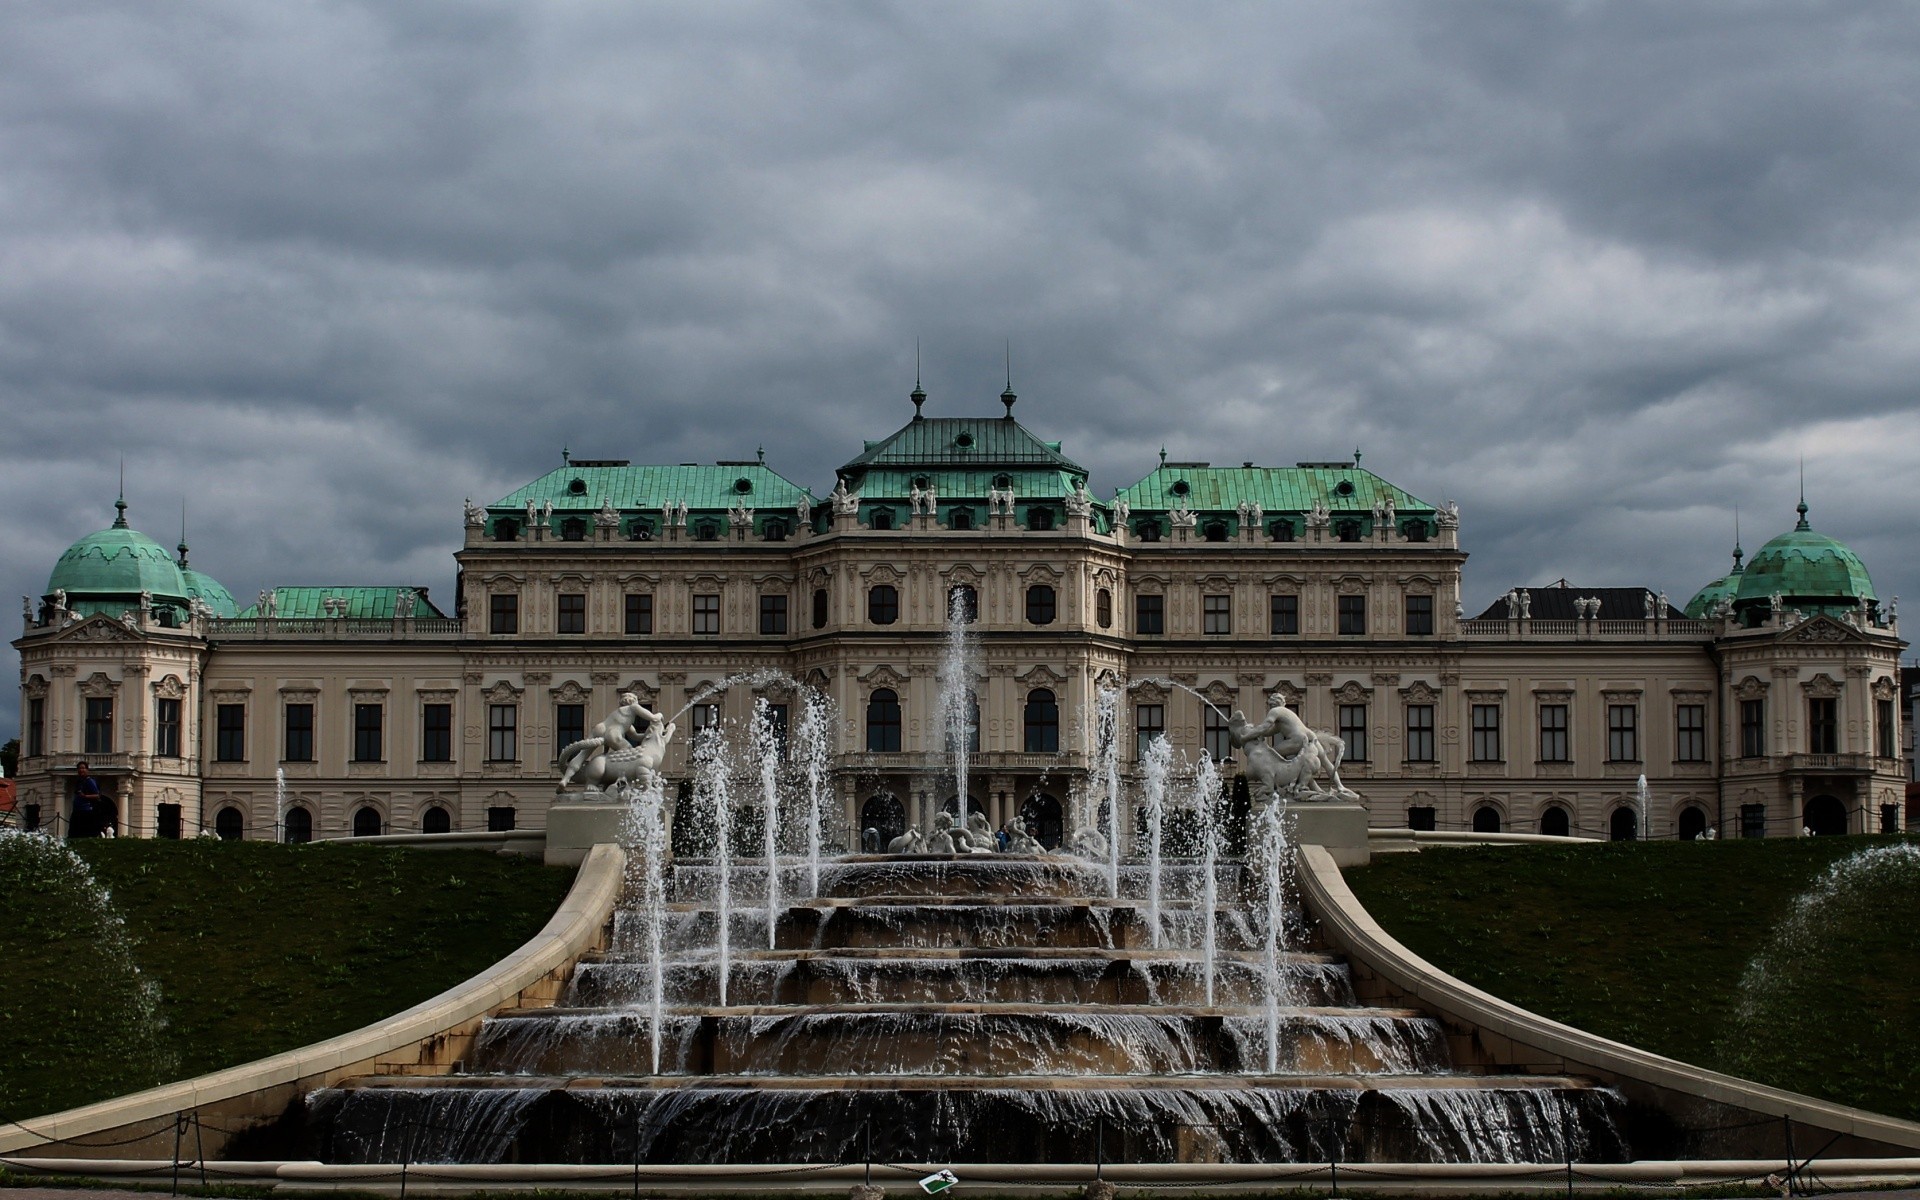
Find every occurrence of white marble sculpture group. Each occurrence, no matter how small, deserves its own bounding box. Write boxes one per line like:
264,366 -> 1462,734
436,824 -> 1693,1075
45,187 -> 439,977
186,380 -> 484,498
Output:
557,694 -> 677,794
1226,693 -> 1357,807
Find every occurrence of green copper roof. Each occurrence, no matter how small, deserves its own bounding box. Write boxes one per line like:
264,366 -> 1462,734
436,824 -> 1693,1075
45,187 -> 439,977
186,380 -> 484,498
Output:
46,504 -> 190,602
851,467 -> 1085,501
237,586 -> 446,620
1733,505 -> 1875,609
840,415 -> 1087,474
489,463 -> 813,514
1114,464 -> 1436,513
182,568 -> 239,619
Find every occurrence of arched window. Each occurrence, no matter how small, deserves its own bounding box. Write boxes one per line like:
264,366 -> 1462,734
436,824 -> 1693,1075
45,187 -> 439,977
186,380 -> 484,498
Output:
1609,808 -> 1638,841
1024,689 -> 1060,753
947,584 -> 977,624
948,507 -> 974,531
869,507 -> 895,531
1268,519 -> 1294,543
1020,794 -> 1065,850
1804,794 -> 1847,836
1135,518 -> 1161,543
867,689 -> 902,752
422,805 -> 451,834
492,518 -> 519,542
1025,584 -> 1056,625
1472,805 -> 1501,834
868,584 -> 899,625
1028,507 -> 1054,532
1096,588 -> 1113,629
560,517 -> 587,541
812,588 -> 829,629
352,806 -> 383,837
1203,519 -> 1229,542
1678,805 -> 1708,841
284,805 -> 313,844
215,806 -> 244,840
861,793 -> 906,848
1539,806 -> 1571,838
941,794 -> 983,817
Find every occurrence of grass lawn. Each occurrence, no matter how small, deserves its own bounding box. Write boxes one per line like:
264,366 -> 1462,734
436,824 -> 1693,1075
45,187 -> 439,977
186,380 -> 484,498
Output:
1344,836 -> 1920,1122
0,836 -> 576,1122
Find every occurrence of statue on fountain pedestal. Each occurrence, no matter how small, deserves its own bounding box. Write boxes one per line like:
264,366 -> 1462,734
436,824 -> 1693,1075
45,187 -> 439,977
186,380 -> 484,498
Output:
1226,693 -> 1357,807
557,693 -> 676,794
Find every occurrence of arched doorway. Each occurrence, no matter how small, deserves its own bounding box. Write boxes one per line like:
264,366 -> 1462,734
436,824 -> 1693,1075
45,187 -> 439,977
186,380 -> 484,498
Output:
1803,794 -> 1848,836
1539,806 -> 1571,838
1609,808 -> 1638,841
1020,794 -> 1064,850
284,805 -> 313,843
215,806 -> 244,840
422,805 -> 451,834
69,793 -> 120,838
1471,805 -> 1501,834
862,793 -> 906,849
353,806 -> 383,837
1678,805 -> 1708,841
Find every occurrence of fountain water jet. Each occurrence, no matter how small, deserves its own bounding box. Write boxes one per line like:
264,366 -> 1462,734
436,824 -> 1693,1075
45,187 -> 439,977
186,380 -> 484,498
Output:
796,692 -> 833,897
1192,752 -> 1223,1007
1139,735 -> 1171,948
616,778 -> 671,1074
753,699 -> 782,948
938,586 -> 978,836
691,727 -> 734,1006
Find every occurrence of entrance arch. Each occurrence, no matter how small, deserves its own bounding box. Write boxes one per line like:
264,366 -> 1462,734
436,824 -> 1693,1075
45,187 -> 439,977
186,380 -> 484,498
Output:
1471,805 -> 1501,834
1678,805 -> 1708,841
1609,807 -> 1638,841
1803,794 -> 1848,836
1539,806 -> 1571,838
1020,794 -> 1064,850
862,793 -> 906,848
284,805 -> 313,843
215,805 -> 244,840
353,806 -> 383,837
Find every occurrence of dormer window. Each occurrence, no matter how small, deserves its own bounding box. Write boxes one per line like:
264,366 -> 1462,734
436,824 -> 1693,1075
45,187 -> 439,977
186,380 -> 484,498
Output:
560,518 -> 587,541
949,507 -> 974,531
1203,520 -> 1228,542
1028,507 -> 1054,532
493,518 -> 520,542
694,520 -> 720,541
567,478 -> 587,495
1268,519 -> 1294,543
870,507 -> 895,531
734,477 -> 754,494
1135,519 -> 1161,543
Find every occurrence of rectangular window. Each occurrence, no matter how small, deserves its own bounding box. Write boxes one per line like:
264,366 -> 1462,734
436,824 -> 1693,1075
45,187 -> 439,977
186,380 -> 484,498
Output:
1740,803 -> 1767,839
1404,704 -> 1436,763
85,697 -> 115,754
1470,704 -> 1501,762
489,593 -> 519,634
284,703 -> 314,762
764,703 -> 789,760
214,703 -> 244,761
488,704 -> 518,762
689,702 -> 721,741
421,703 -> 453,763
1136,593 -> 1165,635
487,806 -> 516,832
1204,706 -> 1231,762
1269,593 -> 1299,635
154,697 -> 182,758
353,703 -> 383,763
760,594 -> 788,635
1338,595 -> 1367,636
1539,704 -> 1569,763
1877,697 -> 1896,759
1404,594 -> 1434,636
556,592 -> 586,634
1203,594 -> 1232,635
1676,704 -> 1707,763
625,593 -> 654,635
1407,806 -> 1437,832
1338,704 -> 1368,762
157,803 -> 181,840
556,703 -> 585,751
1135,704 -> 1165,759
27,697 -> 45,759
1808,697 -> 1838,754
1607,704 -> 1639,762
693,593 -> 721,635
1740,698 -> 1766,758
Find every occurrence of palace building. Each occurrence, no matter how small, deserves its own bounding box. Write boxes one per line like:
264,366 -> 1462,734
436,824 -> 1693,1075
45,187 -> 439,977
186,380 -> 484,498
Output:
12,386 -> 1908,845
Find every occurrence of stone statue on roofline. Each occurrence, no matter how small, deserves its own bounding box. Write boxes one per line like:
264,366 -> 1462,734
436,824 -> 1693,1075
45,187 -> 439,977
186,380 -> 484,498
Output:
1437,500 -> 1460,528
728,501 -> 754,530
796,494 -> 812,526
595,498 -> 620,530
830,479 -> 860,517
525,498 -> 538,528
1065,479 -> 1094,518
464,498 -> 485,527
1170,500 -> 1197,528
1112,497 -> 1130,527
1306,501 -> 1331,531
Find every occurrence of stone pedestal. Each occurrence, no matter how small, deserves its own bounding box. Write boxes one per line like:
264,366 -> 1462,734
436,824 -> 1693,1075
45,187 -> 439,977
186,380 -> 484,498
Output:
544,798 -> 633,867
1281,801 -> 1370,867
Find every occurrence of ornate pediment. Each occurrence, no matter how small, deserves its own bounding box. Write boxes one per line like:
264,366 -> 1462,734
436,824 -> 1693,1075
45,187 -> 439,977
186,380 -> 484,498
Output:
1018,562 -> 1063,584
1130,680 -> 1168,703
1401,680 -> 1440,704
550,679 -> 593,704
1800,673 -> 1842,699
1734,675 -> 1769,700
859,664 -> 909,688
1789,615 -> 1862,643
623,679 -> 659,704
417,688 -> 457,704
79,671 -> 121,698
22,673 -> 48,698
1332,679 -> 1373,704
151,673 -> 187,700
1016,663 -> 1067,688
942,564 -> 985,586
1873,676 -> 1899,701
55,615 -> 142,643
484,679 -> 523,703
861,563 -> 903,585
1200,679 -> 1236,706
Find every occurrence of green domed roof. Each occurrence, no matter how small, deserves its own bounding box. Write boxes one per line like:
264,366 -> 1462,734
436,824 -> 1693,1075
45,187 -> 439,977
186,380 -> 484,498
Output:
181,567 -> 238,618
45,501 -> 190,603
1733,503 -> 1875,611
1685,572 -> 1740,619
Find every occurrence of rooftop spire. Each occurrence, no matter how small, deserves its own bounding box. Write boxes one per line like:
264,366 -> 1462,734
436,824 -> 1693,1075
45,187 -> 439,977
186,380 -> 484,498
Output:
1731,506 -> 1743,572
112,458 -> 128,529
1795,458 -> 1810,530
177,499 -> 189,566
1000,341 -> 1016,418
910,340 -> 926,419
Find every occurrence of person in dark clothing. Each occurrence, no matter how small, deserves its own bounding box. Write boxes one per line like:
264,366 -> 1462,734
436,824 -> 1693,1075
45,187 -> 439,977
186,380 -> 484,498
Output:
72,761 -> 103,838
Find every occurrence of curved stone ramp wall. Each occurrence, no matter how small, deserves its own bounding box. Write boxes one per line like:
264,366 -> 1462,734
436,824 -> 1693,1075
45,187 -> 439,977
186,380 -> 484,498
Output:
0,843 -> 626,1162
1298,842 -> 1920,1159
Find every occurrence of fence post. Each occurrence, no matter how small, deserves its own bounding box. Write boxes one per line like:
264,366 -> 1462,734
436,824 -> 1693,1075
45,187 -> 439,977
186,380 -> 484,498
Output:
171,1111 -> 184,1196
193,1111 -> 207,1190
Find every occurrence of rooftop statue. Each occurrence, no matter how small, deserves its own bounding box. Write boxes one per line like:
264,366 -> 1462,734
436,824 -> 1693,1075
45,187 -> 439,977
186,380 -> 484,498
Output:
830,480 -> 860,517
1065,480 -> 1094,518
464,498 -> 486,527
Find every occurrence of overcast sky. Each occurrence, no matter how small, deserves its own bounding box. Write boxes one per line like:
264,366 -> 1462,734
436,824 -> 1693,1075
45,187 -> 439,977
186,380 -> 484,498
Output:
7,1 -> 1920,738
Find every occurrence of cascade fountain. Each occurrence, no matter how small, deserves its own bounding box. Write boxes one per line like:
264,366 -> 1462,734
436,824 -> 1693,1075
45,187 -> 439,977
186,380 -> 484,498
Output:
937,586 -> 977,834
307,678 -> 1629,1167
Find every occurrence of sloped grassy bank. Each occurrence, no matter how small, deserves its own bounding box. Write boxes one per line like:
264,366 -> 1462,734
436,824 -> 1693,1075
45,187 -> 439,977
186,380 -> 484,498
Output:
1345,836 -> 1920,1122
0,837 -> 574,1121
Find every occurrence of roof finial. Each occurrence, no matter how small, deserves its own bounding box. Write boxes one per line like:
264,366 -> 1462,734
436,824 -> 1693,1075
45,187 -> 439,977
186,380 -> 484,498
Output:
113,457 -> 128,529
1353,445 -> 1362,466
910,340 -> 926,419
1159,445 -> 1167,467
1732,506 -> 1743,571
177,499 -> 189,566
1796,458 -> 1810,530
1000,340 -> 1016,417
757,444 -> 765,464
562,445 -> 570,465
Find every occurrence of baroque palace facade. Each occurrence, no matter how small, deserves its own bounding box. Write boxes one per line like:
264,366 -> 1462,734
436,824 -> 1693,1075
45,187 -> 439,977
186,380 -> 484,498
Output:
13,387 -> 1909,845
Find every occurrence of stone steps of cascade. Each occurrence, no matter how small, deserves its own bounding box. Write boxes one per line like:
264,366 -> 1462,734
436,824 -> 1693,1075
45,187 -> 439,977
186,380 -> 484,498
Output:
584,946 -> 1341,962
659,895 -> 1285,909
490,1002 -> 1427,1019
336,1072 -> 1605,1093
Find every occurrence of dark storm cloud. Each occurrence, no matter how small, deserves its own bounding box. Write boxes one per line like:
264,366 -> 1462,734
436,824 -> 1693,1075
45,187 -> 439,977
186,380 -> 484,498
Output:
7,0 -> 1920,735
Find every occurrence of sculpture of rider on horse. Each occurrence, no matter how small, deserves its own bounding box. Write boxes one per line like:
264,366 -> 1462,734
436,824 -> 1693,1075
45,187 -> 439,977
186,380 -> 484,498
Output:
556,693 -> 676,794
1225,692 -> 1357,808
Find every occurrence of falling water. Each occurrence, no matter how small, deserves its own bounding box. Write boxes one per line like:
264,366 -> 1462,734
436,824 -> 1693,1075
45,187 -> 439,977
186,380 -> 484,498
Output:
617,779 -> 671,1074
692,727 -> 734,1006
1255,802 -> 1294,1073
939,586 -> 977,833
1096,686 -> 1123,899
753,699 -> 782,949
274,766 -> 287,843
1140,735 -> 1172,949
1192,752 -> 1223,1007
796,691 -> 833,896
1635,774 -> 1650,841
